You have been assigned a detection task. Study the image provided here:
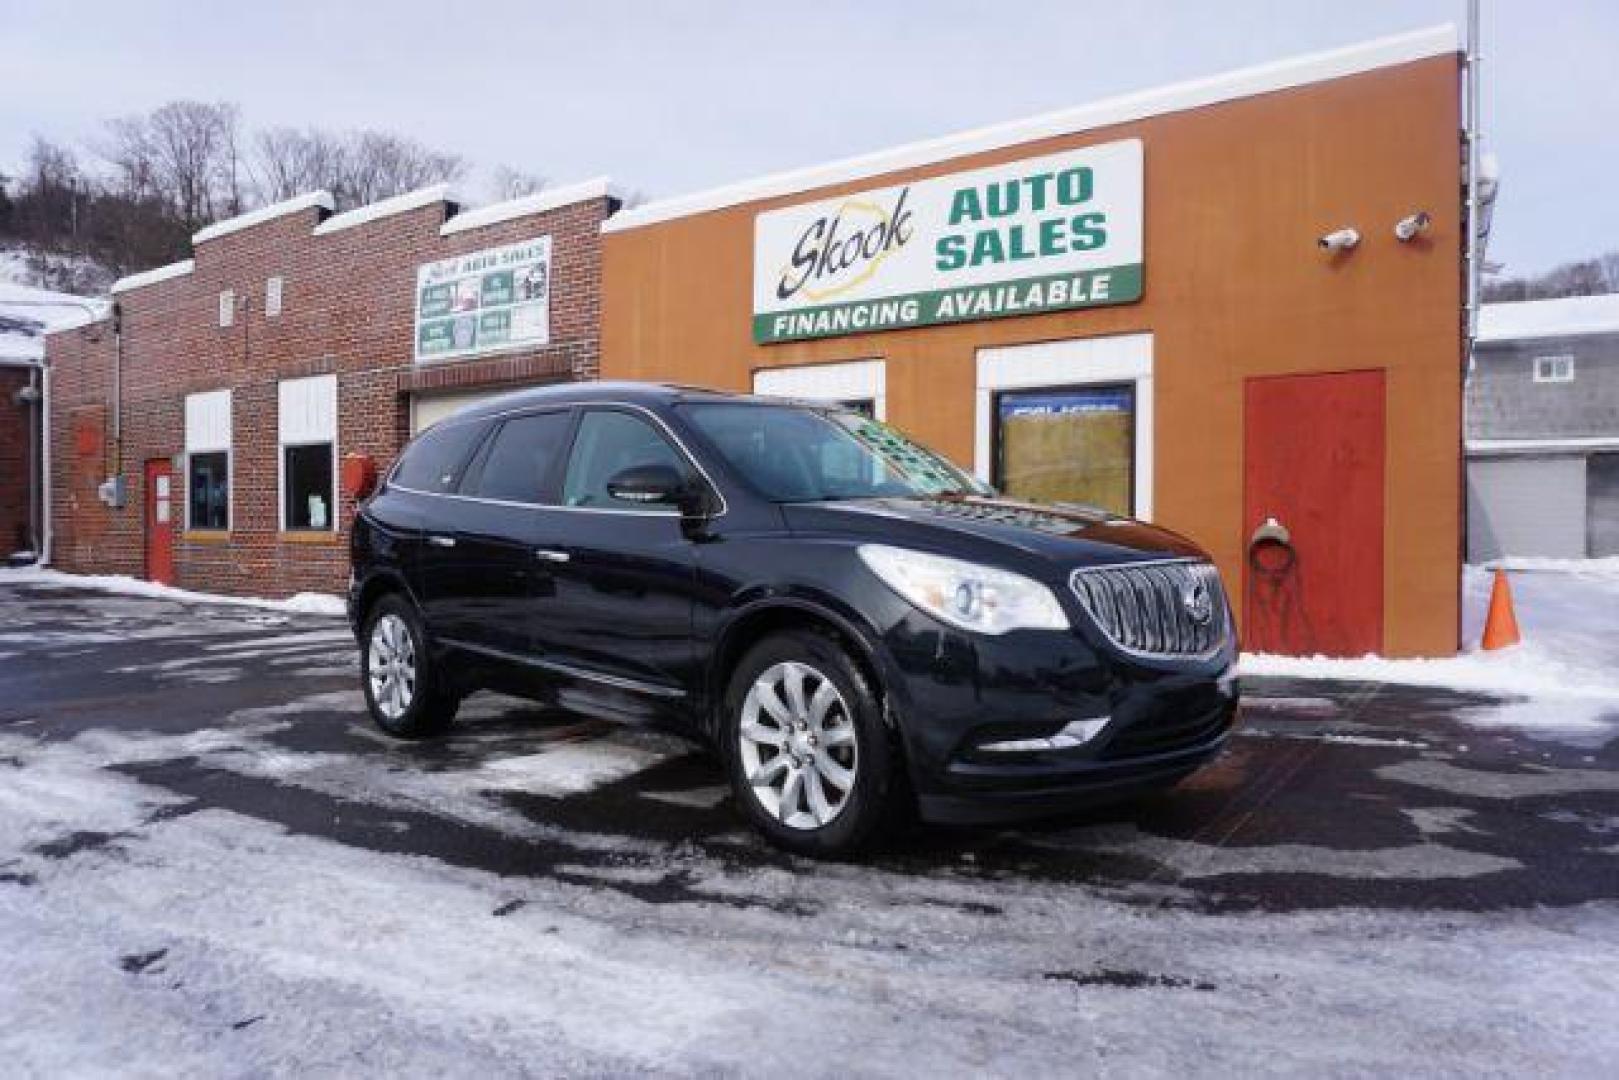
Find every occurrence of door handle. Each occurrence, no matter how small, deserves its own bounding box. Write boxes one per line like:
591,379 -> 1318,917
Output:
427,535 -> 457,548
534,548 -> 571,563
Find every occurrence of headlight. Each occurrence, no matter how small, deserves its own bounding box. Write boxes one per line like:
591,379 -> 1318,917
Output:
857,544 -> 1068,635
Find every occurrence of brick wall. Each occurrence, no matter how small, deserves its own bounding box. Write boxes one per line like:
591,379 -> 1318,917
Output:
45,191 -> 612,597
0,368 -> 37,554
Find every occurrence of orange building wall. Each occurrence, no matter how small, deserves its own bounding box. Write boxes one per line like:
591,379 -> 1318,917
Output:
602,56 -> 1463,657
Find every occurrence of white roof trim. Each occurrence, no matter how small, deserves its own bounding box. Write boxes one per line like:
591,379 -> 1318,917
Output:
440,176 -> 622,236
192,190 -> 335,244
312,183 -> 460,236
605,24 -> 1459,233
111,259 -> 196,295
1468,436 -> 1619,456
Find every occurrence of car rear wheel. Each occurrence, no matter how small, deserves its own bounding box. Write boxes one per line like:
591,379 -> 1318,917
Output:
361,595 -> 458,738
723,629 -> 893,857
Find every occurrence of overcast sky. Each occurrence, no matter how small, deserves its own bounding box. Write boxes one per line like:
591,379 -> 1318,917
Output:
3,0 -> 1614,277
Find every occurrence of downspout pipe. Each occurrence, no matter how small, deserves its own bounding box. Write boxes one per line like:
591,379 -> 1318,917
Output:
1464,0 -> 1483,373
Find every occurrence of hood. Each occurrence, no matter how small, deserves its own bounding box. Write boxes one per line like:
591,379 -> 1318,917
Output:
780,495 -> 1207,569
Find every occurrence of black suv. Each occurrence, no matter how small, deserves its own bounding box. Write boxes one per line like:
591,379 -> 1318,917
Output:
349,382 -> 1238,855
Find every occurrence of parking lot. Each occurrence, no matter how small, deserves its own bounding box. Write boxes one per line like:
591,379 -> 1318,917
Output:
3,577 -> 1618,1076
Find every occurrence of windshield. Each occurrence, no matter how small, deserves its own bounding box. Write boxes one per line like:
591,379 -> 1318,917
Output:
682,402 -> 992,503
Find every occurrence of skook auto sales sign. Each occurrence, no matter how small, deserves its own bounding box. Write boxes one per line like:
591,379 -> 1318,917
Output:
753,139 -> 1142,344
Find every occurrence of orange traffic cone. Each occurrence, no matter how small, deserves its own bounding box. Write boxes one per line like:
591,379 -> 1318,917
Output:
1481,568 -> 1522,651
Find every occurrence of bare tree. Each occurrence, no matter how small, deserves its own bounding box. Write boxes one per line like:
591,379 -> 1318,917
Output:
100,101 -> 242,229
487,164 -> 547,202
12,137 -> 84,245
252,126 -> 349,202
1484,250 -> 1619,302
341,131 -> 465,207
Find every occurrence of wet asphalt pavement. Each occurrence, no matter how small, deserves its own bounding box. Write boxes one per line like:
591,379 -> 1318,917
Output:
3,579 -> 1618,1075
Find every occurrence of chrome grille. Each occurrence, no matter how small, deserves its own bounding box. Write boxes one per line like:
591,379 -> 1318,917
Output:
1068,560 -> 1228,658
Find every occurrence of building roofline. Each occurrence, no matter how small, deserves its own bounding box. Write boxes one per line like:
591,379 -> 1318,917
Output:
110,259 -> 195,295
312,183 -> 460,236
192,190 -> 335,245
1468,436 -> 1619,456
603,23 -> 1459,234
440,176 -> 623,237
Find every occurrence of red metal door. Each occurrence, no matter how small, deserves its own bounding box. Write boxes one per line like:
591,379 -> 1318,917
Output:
144,459 -> 175,585
1243,370 -> 1385,656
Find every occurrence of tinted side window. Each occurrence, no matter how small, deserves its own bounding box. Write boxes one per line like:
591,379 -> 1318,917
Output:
391,420 -> 487,494
467,411 -> 573,504
562,410 -> 687,508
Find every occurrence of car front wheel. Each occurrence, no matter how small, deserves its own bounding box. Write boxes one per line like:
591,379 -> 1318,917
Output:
723,629 -> 894,857
361,595 -> 458,738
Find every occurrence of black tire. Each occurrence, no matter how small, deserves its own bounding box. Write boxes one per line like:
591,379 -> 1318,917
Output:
722,628 -> 895,858
360,594 -> 458,738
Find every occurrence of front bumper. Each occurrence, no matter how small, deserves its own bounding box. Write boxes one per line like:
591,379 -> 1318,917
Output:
874,609 -> 1240,824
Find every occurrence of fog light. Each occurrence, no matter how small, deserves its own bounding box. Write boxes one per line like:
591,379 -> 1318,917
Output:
979,717 -> 1109,753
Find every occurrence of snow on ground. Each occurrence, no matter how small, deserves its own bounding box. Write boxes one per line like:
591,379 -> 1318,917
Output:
0,566 -> 346,618
2,716 -> 1617,1076
1243,564 -> 1619,736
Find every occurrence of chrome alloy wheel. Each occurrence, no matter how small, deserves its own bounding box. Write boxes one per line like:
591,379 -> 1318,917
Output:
737,661 -> 859,830
367,613 -> 416,721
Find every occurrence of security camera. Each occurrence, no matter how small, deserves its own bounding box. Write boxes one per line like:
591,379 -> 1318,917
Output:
1394,211 -> 1432,242
1318,228 -> 1361,252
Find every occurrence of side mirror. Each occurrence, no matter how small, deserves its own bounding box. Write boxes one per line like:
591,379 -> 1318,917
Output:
605,463 -> 693,508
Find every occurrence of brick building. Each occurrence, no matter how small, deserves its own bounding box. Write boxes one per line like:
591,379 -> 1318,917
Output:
2,281 -> 106,560
45,178 -> 618,596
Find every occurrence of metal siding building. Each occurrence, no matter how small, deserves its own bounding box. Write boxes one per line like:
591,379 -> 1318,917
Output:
1467,295 -> 1619,561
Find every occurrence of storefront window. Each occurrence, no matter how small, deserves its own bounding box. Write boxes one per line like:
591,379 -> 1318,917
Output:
187,451 -> 229,530
283,443 -> 334,530
994,385 -> 1135,515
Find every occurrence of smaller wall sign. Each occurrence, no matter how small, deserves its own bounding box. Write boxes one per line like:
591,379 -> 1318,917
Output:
415,237 -> 552,363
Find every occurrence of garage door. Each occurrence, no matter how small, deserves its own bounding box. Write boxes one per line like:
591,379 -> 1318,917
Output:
1466,455 -> 1586,562
1589,453 -> 1619,557
410,389 -> 510,435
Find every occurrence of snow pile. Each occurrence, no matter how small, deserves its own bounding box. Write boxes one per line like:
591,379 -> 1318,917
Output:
0,566 -> 346,618
1243,563 -> 1619,731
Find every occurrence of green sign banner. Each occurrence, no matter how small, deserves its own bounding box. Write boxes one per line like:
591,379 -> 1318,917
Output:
752,139 -> 1142,344
414,236 -> 551,363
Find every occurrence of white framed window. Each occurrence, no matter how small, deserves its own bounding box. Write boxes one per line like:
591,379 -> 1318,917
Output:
1533,355 -> 1575,383
752,359 -> 886,419
265,276 -> 284,318
975,333 -> 1154,520
184,389 -> 232,531
278,374 -> 338,532
218,289 -> 235,328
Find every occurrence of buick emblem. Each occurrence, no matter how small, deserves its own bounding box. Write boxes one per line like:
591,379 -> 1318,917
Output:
1183,581 -> 1214,626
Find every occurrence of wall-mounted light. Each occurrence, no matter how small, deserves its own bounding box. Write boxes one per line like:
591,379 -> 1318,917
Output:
1318,228 -> 1361,252
1394,211 -> 1433,242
